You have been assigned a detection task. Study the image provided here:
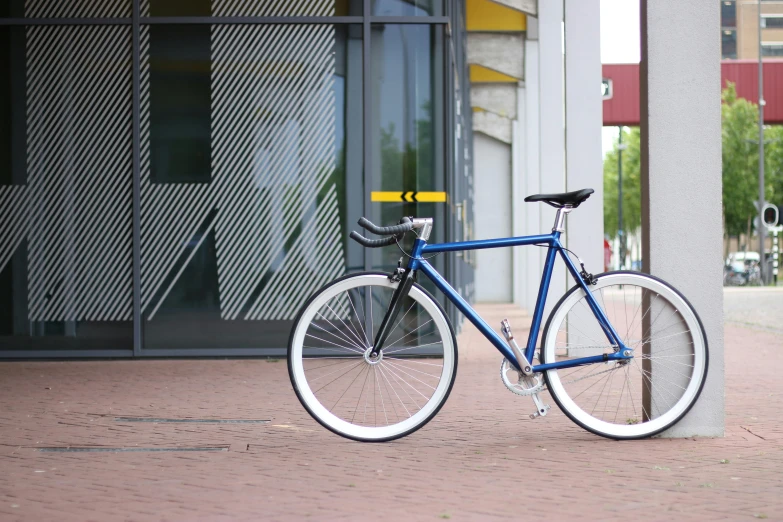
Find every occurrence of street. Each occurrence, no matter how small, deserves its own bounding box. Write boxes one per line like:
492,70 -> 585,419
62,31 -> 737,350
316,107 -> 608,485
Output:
724,286 -> 783,333
0,298 -> 781,521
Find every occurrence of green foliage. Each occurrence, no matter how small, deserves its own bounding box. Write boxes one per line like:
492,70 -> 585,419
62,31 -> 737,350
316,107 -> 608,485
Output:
721,82 -> 762,236
603,127 -> 642,239
767,125 -> 783,206
602,83 -> 783,242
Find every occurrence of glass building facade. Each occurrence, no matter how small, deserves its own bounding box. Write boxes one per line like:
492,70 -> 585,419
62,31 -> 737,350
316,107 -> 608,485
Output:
0,0 -> 474,357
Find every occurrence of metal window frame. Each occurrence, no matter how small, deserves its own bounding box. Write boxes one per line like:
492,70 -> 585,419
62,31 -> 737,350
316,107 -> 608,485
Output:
0,0 -> 461,359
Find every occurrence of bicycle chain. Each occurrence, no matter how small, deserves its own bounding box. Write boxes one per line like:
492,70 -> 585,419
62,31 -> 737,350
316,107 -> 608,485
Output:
502,346 -> 627,394
500,359 -> 545,396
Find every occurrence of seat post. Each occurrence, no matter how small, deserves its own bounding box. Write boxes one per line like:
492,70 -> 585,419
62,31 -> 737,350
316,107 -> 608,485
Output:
552,206 -> 574,233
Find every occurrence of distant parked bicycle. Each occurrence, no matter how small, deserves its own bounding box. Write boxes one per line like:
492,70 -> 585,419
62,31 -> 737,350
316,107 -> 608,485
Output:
288,188 -> 709,442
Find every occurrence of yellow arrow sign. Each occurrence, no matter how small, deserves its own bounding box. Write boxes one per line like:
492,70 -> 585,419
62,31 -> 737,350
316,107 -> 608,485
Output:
371,191 -> 447,203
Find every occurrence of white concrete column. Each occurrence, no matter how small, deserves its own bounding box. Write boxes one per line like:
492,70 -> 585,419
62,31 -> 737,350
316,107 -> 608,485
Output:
537,2 -> 566,318
641,0 -> 724,437
522,24 -> 541,312
511,87 -> 526,307
564,0 -> 603,276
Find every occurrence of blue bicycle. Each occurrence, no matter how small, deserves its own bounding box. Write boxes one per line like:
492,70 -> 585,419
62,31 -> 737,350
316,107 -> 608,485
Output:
288,188 -> 708,441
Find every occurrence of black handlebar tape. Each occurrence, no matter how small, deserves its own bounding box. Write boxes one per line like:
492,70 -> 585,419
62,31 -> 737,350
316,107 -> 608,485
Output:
349,231 -> 398,248
357,217 -> 414,237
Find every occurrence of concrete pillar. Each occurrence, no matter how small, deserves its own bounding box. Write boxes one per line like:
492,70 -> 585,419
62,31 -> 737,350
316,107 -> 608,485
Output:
536,2 -> 566,318
564,0 -> 603,276
511,85 -> 526,307
563,0 -> 604,356
522,19 -> 541,313
641,0 -> 724,437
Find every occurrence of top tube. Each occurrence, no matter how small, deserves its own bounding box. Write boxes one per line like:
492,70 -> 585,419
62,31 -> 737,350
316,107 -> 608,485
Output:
420,233 -> 557,254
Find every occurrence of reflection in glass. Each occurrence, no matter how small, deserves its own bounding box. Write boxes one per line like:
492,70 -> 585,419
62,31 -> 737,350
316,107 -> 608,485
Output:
142,25 -> 362,350
0,25 -> 133,351
143,0 -> 361,17
721,30 -> 737,60
149,24 -> 211,183
372,0 -> 440,17
3,0 -> 131,18
370,24 -> 441,272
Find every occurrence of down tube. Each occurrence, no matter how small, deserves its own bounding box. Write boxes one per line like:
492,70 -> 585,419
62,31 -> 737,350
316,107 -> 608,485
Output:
415,260 -> 518,365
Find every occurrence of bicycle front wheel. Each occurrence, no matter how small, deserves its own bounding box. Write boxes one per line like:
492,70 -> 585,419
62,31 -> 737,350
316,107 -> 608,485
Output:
288,272 -> 457,442
541,271 -> 708,439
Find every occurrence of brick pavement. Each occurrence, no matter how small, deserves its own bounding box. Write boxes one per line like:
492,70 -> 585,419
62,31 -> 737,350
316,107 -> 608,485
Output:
0,304 -> 781,521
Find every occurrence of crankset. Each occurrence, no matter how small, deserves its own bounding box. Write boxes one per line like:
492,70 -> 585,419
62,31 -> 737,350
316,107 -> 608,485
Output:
500,358 -> 551,419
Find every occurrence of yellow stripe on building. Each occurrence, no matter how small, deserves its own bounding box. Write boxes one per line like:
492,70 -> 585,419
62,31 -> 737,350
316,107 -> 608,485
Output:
466,0 -> 527,32
469,64 -> 518,83
371,191 -> 448,203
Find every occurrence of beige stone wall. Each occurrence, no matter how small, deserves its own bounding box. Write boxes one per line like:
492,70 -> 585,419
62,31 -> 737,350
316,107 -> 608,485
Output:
736,0 -> 783,59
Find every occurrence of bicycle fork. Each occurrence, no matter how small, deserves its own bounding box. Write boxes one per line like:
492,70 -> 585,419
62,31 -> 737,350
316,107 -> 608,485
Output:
370,268 -> 416,357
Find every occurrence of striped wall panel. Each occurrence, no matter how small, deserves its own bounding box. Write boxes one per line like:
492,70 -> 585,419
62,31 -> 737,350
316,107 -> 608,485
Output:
25,0 -> 131,18
139,0 -> 335,17
211,0 -> 335,17
24,25 -> 133,321
0,187 -> 29,276
141,24 -> 345,321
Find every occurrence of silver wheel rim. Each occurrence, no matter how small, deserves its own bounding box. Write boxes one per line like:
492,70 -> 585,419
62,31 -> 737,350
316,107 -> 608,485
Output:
544,273 -> 706,438
290,274 -> 455,441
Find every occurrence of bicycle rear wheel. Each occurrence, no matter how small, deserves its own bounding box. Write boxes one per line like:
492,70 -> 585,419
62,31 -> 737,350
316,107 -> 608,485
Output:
288,272 -> 457,442
541,271 -> 708,439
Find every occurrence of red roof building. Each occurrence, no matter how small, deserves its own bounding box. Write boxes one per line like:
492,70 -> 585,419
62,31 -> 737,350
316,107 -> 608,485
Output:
602,60 -> 783,126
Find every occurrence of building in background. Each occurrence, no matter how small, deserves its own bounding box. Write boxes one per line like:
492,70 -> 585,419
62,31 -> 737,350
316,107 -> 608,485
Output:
0,0 -> 608,358
466,0 -> 604,318
722,0 -> 783,59
0,0 -> 474,357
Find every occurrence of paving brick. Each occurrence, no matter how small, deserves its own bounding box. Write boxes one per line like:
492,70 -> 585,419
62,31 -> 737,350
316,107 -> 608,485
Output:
0,305 -> 781,520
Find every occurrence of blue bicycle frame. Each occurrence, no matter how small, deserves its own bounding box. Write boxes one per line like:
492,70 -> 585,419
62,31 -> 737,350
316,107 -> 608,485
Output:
402,231 -> 632,373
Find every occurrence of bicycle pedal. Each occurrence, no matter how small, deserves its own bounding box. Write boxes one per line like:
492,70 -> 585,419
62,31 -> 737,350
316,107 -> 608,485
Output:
529,404 -> 550,420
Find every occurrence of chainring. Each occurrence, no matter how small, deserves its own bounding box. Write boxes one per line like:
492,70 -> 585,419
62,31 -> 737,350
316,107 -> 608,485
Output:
500,358 -> 545,396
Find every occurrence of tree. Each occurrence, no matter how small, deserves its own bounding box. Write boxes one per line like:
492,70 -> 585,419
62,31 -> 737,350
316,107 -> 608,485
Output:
721,82 -> 762,237
767,125 -> 783,207
602,83 -> 783,259
603,127 -> 642,242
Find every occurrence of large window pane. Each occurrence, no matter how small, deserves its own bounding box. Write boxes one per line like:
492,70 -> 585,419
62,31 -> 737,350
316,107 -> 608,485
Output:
370,24 -> 443,272
372,0 -> 441,17
141,24 -> 362,350
721,1 -> 736,28
0,25 -> 133,351
722,30 -> 737,59
149,24 -> 211,183
762,43 -> 783,57
142,0 -> 362,17
1,0 -> 131,18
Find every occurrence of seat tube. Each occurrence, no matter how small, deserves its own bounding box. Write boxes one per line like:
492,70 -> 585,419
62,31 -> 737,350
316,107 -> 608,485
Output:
524,239 -> 560,361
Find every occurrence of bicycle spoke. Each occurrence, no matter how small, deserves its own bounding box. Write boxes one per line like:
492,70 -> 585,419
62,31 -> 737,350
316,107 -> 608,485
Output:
381,364 -> 423,411
385,357 -> 444,367
292,275 -> 455,439
375,367 -> 389,426
381,363 -> 432,401
383,359 -> 442,380
312,360 -> 365,394
383,340 -> 443,355
351,366 -> 372,424
544,277 -> 704,437
304,332 -> 364,355
346,290 -> 370,346
378,365 -> 408,419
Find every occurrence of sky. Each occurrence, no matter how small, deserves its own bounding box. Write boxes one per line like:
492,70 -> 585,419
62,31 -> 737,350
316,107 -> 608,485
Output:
600,0 -> 641,64
599,0 -> 640,156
